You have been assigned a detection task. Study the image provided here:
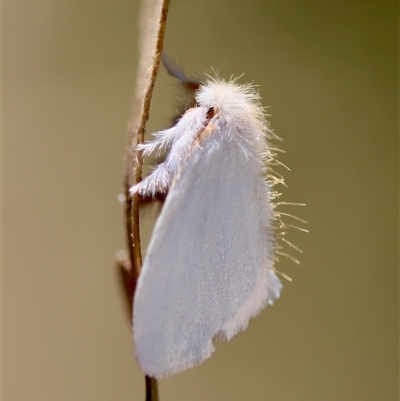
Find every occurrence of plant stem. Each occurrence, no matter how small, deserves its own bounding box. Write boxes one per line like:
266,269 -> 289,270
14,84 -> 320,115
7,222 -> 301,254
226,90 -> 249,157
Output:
118,1 -> 170,400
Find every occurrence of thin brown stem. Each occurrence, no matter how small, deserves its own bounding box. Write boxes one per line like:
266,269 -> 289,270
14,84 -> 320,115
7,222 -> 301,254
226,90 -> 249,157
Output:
118,1 -> 170,400
145,375 -> 160,401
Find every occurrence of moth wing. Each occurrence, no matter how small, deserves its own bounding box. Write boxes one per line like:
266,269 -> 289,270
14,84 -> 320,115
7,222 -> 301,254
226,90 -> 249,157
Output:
133,124 -> 282,379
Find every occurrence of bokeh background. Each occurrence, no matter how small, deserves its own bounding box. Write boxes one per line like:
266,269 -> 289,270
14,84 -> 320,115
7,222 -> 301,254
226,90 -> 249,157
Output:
3,1 -> 398,400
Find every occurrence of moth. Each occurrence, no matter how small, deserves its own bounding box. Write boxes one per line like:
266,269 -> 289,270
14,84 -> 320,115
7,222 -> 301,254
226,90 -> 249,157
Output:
130,70 -> 291,379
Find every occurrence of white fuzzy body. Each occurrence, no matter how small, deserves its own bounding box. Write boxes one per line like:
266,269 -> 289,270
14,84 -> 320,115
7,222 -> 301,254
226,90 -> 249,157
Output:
130,79 -> 282,379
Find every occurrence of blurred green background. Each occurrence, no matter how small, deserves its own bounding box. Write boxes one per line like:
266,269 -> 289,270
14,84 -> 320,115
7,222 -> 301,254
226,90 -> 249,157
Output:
3,1 -> 398,400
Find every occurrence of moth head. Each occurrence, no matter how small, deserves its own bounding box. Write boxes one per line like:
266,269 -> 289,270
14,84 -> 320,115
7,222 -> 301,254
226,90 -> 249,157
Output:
196,79 -> 265,132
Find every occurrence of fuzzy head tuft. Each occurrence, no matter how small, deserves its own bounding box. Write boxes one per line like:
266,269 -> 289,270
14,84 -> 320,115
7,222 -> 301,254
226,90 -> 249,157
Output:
196,79 -> 266,130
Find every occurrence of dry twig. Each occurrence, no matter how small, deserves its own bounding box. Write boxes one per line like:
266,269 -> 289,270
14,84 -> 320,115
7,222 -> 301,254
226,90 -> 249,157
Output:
117,1 -> 170,400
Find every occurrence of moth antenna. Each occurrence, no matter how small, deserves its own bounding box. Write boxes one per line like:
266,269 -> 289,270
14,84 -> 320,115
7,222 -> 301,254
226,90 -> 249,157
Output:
162,53 -> 201,91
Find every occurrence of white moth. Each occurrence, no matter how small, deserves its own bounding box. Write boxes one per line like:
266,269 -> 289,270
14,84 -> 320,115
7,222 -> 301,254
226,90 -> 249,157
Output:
130,77 -> 283,379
